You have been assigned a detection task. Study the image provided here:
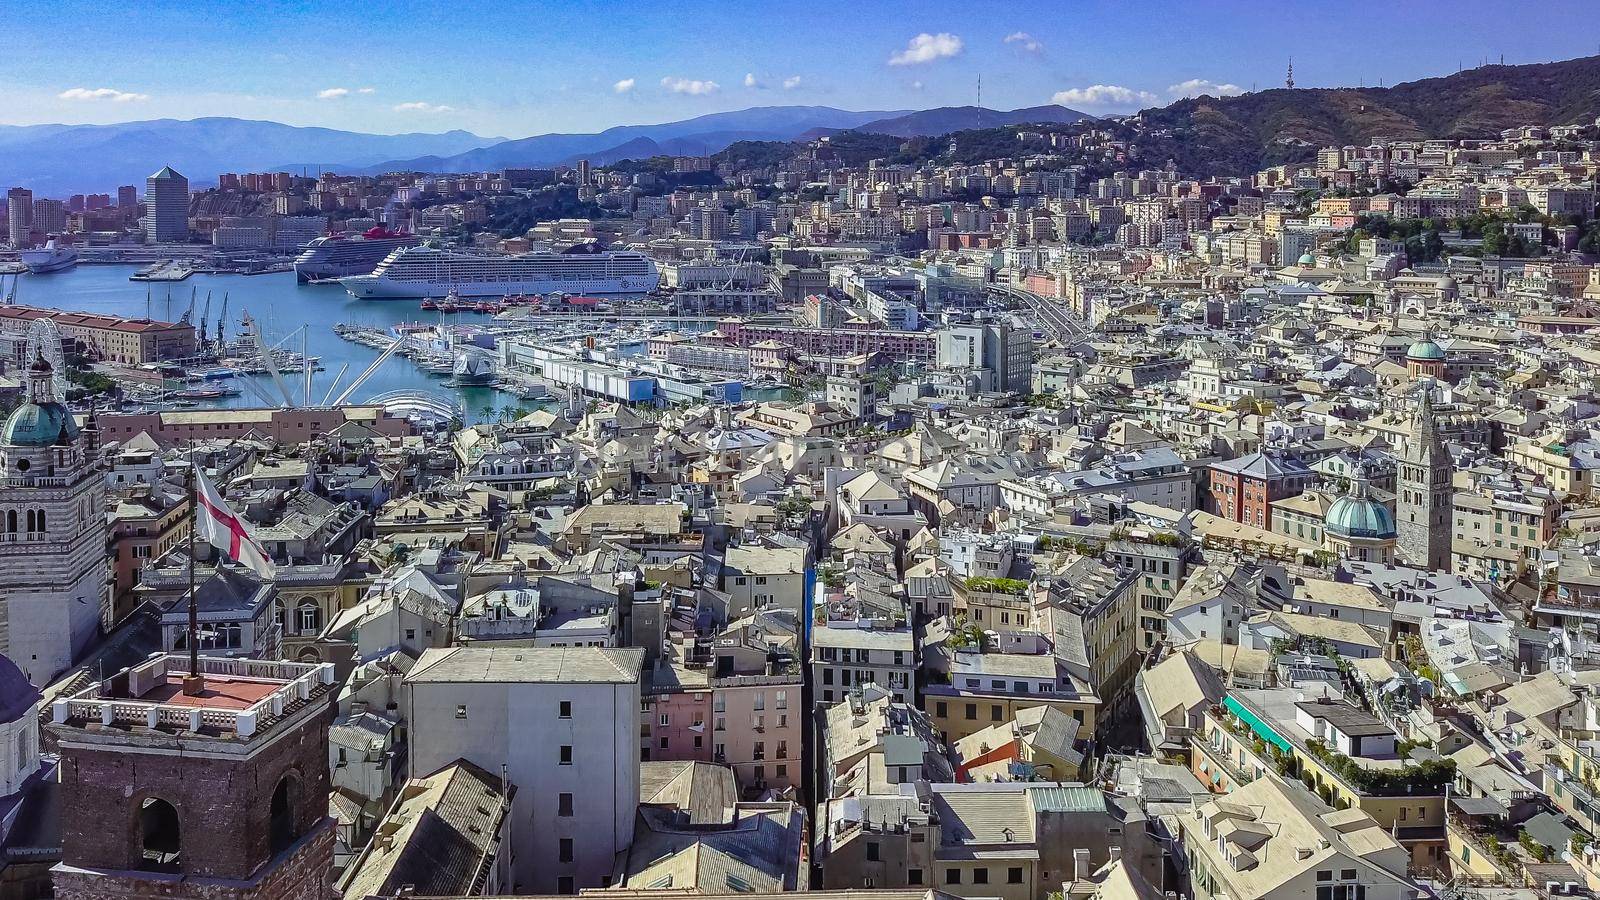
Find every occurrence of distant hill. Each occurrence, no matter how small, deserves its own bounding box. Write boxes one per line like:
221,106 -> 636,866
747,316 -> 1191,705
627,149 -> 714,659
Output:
349,106 -> 913,175
847,104 -> 1092,138
0,118 -> 502,194
1137,55 -> 1600,177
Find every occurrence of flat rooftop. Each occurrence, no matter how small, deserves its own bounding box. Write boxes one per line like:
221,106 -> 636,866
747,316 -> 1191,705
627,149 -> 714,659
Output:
129,674 -> 285,711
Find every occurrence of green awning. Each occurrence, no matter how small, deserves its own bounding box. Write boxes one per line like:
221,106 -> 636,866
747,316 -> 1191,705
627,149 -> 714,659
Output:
1224,695 -> 1291,754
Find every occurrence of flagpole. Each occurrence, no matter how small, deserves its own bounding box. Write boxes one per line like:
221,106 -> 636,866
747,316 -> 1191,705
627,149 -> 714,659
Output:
183,440 -> 203,696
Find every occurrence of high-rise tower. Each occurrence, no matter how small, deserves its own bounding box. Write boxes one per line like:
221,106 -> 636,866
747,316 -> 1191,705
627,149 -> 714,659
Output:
145,165 -> 189,242
1396,386 -> 1452,571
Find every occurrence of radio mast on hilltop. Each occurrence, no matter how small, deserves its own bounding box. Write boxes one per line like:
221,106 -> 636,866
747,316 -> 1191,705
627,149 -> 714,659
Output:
1286,58 -> 1296,89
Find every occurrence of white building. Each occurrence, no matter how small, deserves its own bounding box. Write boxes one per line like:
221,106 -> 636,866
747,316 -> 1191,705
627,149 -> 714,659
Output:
405,645 -> 644,893
0,360 -> 110,686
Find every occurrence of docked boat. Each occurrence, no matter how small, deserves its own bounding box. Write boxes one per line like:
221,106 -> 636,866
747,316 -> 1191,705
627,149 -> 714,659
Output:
339,243 -> 660,300
293,227 -> 421,283
20,240 -> 79,274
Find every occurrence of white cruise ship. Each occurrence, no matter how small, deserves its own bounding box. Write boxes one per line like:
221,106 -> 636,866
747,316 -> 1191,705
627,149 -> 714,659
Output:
293,227 -> 420,282
20,240 -> 78,274
339,244 -> 660,300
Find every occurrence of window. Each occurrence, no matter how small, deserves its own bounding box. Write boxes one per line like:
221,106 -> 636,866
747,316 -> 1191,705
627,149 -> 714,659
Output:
455,705 -> 468,719
1341,870 -> 1357,881
867,841 -> 880,861
973,868 -> 989,885
1009,867 -> 1024,884
908,869 -> 924,886
965,703 -> 977,720
935,701 -> 947,718
139,797 -> 181,871
658,737 -> 668,749
559,700 -> 572,718
559,838 -> 573,862
991,705 -> 1003,722
1317,871 -> 1333,882
559,793 -> 573,816
559,745 -> 573,765
558,876 -> 574,895
946,869 -> 962,885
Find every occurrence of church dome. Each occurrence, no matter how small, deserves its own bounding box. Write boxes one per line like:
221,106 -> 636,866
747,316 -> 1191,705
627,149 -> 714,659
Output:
1,357 -> 78,447
1326,473 -> 1396,540
1,398 -> 78,447
1406,338 -> 1446,361
1297,252 -> 1316,266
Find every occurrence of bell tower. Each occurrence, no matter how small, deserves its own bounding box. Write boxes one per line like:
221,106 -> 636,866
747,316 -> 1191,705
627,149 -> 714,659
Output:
1396,386 -> 1452,571
48,654 -> 337,900
0,355 -> 109,686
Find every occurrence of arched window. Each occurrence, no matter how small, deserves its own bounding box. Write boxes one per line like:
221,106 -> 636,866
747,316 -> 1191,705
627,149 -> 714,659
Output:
139,797 -> 181,871
269,774 -> 298,856
36,509 -> 44,532
24,510 -> 35,533
4,510 -> 13,533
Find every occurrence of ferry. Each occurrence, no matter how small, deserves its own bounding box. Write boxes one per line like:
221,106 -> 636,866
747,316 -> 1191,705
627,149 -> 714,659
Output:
338,243 -> 660,300
293,227 -> 421,283
21,240 -> 79,274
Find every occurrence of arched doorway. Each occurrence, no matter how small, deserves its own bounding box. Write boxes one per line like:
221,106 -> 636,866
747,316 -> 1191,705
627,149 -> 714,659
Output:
269,774 -> 298,856
139,797 -> 181,871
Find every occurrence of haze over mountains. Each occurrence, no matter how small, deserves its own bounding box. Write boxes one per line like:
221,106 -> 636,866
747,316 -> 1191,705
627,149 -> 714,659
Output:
0,104 -> 1092,194
7,54 -> 1600,195
0,119 -> 502,195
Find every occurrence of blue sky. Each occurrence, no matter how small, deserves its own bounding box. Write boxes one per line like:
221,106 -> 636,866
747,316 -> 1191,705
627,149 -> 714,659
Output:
4,0 -> 1599,137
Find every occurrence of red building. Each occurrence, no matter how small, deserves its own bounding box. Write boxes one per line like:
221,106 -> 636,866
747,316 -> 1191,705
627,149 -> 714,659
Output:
1205,450 -> 1314,531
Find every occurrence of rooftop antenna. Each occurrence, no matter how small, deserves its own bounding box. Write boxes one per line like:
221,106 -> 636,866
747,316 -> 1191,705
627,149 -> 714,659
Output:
976,74 -> 982,127
1286,58 -> 1295,90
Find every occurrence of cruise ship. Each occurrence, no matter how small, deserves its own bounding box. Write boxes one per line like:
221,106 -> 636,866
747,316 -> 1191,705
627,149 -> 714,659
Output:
20,240 -> 78,274
293,227 -> 421,283
339,244 -> 660,300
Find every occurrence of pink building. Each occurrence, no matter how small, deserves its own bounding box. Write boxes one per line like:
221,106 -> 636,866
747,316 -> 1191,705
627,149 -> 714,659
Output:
644,668 -> 803,795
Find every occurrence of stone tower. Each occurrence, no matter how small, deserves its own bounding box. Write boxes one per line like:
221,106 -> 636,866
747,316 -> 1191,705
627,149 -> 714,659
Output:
1397,386 -> 1452,571
48,654 -> 337,900
0,357 -> 109,686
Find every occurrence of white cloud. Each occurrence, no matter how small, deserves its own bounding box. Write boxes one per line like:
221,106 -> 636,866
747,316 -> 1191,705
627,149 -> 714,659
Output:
783,75 -> 803,90
910,80 -> 924,91
58,86 -> 149,103
1168,78 -> 1243,99
744,73 -> 760,89
1004,31 -> 1042,53
613,78 -> 636,94
393,101 -> 455,113
888,32 -> 963,66
357,87 -> 376,94
316,87 -> 350,100
1051,84 -> 1159,110
661,76 -> 719,95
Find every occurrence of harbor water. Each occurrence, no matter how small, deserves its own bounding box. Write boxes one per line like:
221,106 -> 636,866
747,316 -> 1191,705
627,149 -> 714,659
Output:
8,265 -> 519,423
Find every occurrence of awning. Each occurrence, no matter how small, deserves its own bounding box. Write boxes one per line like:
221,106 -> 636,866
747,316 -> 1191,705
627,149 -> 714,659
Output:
1224,695 -> 1291,754
1450,796 -> 1509,818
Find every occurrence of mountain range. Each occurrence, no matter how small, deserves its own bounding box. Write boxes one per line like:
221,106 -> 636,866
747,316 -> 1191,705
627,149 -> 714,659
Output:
0,118 -> 502,195
0,104 -> 1093,194
1137,54 -> 1600,177
6,54 -> 1600,195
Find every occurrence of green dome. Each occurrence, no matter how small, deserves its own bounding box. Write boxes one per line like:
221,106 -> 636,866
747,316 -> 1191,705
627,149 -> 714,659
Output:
1407,338 -> 1445,361
1297,252 -> 1316,266
1326,492 -> 1395,539
1,399 -> 78,447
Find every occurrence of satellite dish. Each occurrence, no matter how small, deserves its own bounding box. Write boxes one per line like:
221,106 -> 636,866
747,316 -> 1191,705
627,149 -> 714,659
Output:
25,319 -> 68,404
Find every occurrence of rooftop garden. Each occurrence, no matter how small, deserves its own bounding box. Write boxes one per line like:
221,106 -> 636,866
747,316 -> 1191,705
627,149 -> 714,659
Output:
1304,738 -> 1456,796
964,576 -> 1030,595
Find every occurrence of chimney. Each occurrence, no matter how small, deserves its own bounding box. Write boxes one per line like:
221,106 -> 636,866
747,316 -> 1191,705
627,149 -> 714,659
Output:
1073,848 -> 1091,881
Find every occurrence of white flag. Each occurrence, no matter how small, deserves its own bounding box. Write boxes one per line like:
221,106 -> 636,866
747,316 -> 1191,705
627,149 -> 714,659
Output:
193,465 -> 276,580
